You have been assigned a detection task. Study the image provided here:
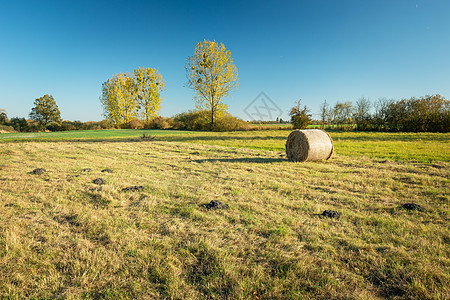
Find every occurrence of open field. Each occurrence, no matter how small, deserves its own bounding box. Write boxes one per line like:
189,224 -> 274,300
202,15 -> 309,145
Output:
1,130 -> 449,163
0,130 -> 449,299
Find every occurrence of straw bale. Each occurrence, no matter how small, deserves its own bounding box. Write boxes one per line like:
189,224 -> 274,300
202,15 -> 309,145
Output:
285,129 -> 333,162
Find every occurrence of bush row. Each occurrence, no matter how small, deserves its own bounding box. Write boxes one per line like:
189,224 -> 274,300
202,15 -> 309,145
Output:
0,111 -> 256,133
361,95 -> 449,132
0,118 -> 117,133
171,110 -> 252,131
321,94 -> 449,132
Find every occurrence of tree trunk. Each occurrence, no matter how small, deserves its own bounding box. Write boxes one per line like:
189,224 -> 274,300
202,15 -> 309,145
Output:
211,109 -> 214,130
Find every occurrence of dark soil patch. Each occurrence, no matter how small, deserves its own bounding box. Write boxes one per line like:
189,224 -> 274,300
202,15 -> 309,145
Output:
122,185 -> 144,192
89,193 -> 111,208
431,164 -> 444,169
31,168 -> 46,175
401,203 -> 423,211
101,169 -> 113,173
204,200 -> 229,210
54,214 -> 81,227
93,178 -> 106,185
321,210 -> 341,219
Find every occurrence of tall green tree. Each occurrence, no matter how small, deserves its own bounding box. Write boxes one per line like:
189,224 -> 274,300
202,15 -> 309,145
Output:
185,40 -> 239,129
289,99 -> 312,129
29,94 -> 62,130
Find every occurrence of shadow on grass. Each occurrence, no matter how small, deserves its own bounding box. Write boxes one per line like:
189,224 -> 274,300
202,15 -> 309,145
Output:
191,157 -> 286,163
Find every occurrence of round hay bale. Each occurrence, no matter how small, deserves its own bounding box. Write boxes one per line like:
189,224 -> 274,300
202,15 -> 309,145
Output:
285,129 -> 333,162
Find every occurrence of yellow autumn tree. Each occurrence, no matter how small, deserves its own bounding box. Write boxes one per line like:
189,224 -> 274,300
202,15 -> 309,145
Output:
100,73 -> 138,127
185,40 -> 239,129
101,69 -> 165,127
133,67 -> 165,122
115,73 -> 137,124
29,94 -> 62,130
100,77 -> 121,126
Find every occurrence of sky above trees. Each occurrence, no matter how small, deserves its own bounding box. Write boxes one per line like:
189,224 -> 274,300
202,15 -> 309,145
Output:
1,0 -> 449,121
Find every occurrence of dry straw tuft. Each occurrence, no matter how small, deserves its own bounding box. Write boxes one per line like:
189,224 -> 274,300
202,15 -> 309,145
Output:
285,129 -> 334,162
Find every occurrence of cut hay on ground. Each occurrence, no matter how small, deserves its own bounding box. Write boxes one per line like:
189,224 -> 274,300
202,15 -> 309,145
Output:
285,129 -> 334,162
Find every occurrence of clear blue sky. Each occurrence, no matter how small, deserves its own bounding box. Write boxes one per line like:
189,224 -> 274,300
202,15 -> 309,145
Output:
1,0 -> 449,121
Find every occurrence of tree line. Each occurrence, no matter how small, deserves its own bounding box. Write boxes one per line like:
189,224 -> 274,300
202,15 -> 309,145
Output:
318,95 -> 449,132
2,93 -> 448,133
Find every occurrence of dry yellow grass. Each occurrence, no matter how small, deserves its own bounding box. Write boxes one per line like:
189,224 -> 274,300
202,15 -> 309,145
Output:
0,139 -> 449,299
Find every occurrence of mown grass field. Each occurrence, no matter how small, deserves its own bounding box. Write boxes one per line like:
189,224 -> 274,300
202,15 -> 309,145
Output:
0,130 -> 449,299
1,129 -> 448,163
